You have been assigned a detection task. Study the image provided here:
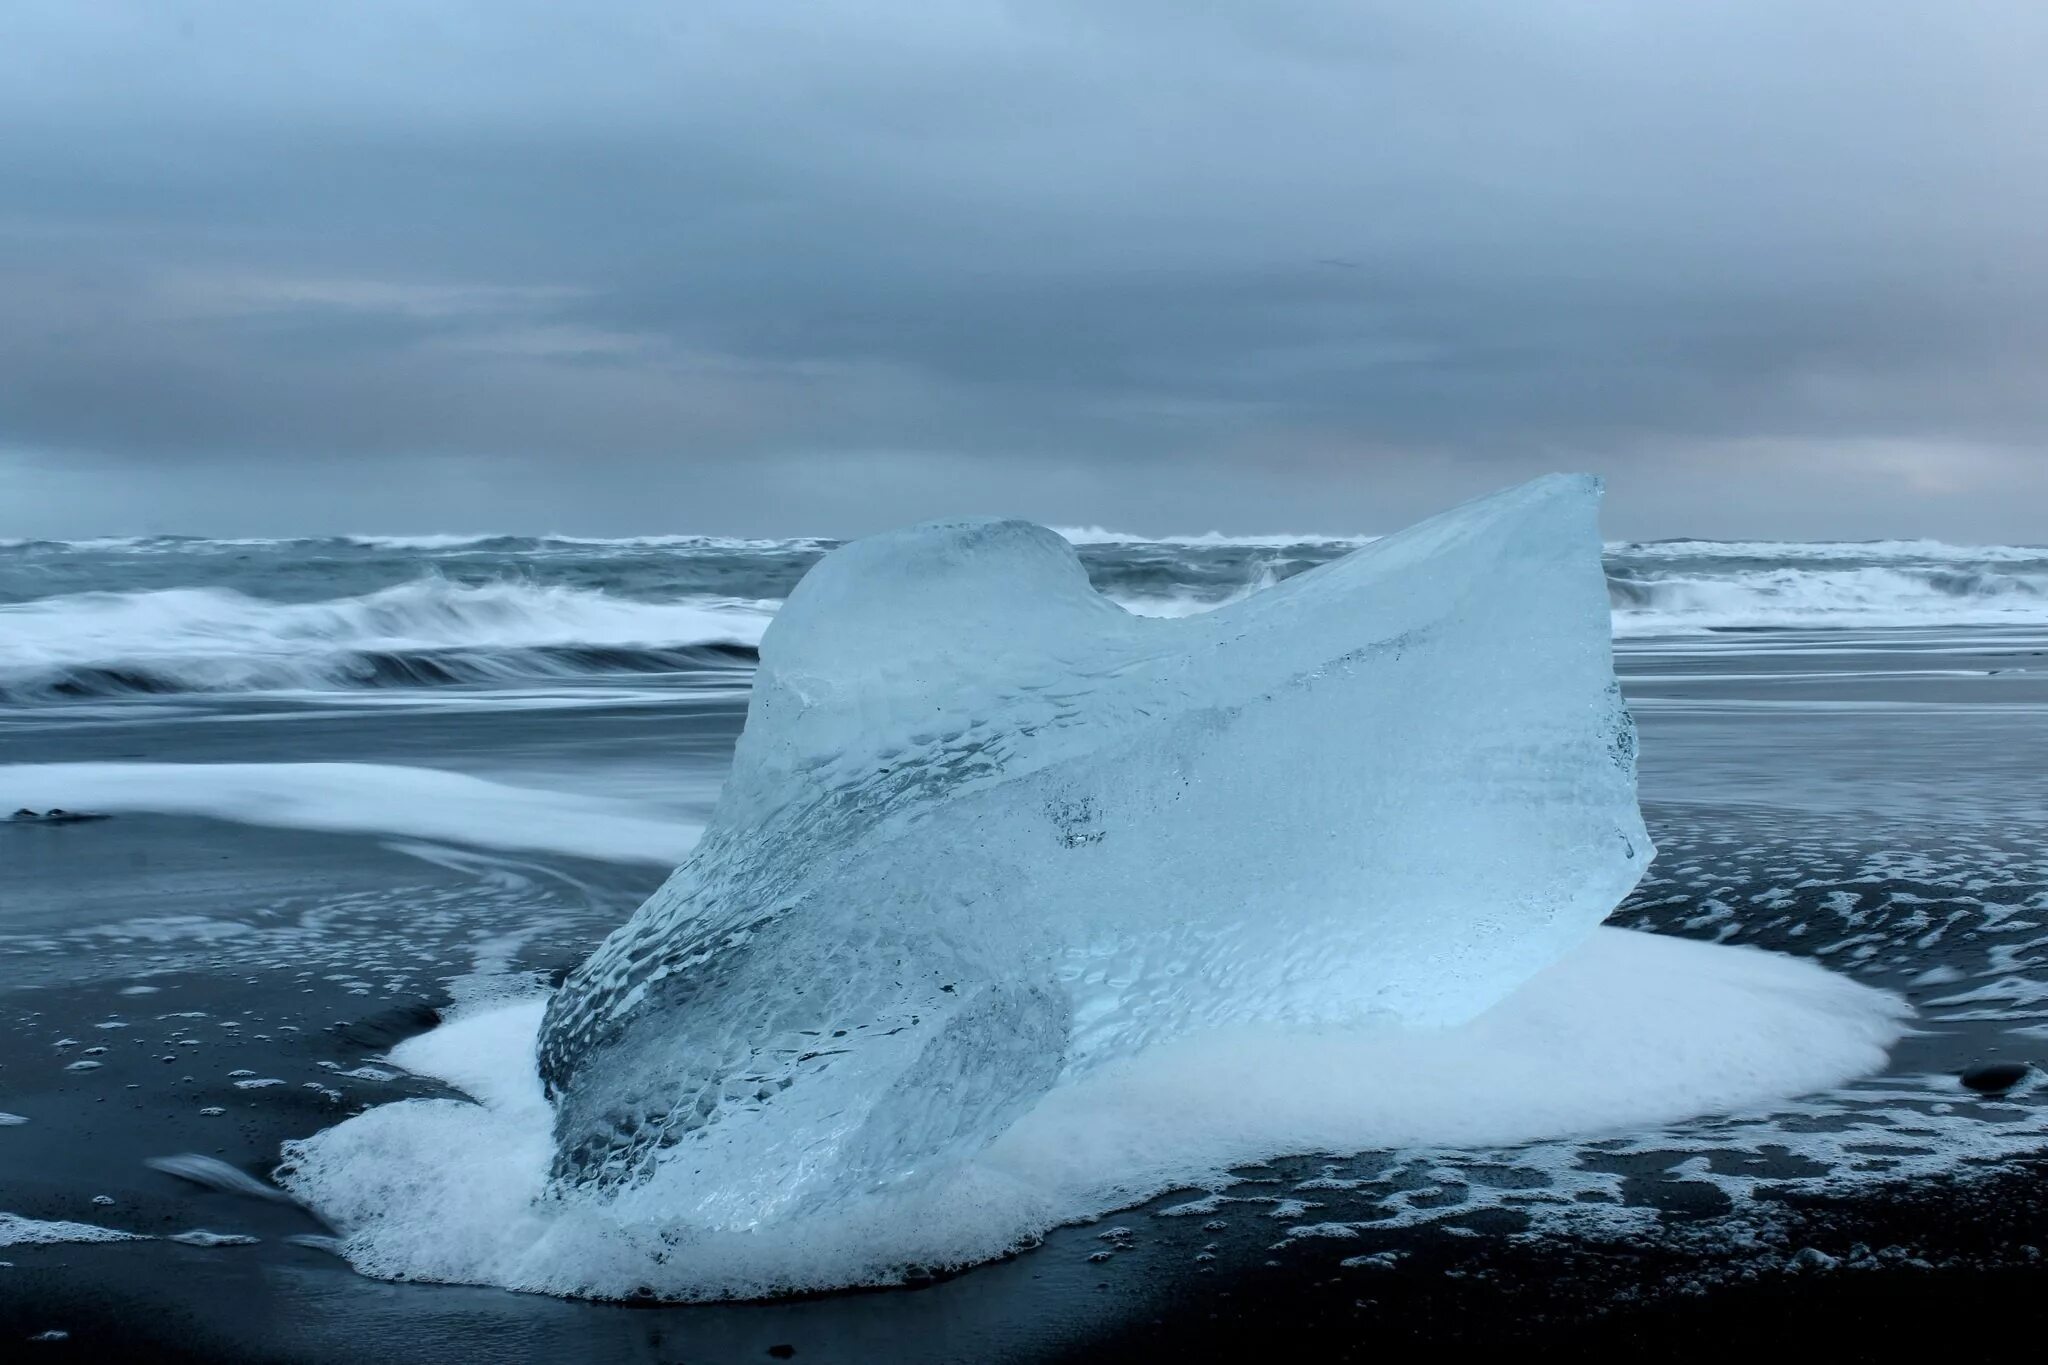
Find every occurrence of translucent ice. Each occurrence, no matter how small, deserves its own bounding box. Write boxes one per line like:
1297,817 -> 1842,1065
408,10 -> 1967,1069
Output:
537,474 -> 1652,1230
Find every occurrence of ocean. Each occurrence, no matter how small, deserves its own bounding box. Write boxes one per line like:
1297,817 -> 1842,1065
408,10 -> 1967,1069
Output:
7,532 -> 2048,704
3,529 -> 2047,1360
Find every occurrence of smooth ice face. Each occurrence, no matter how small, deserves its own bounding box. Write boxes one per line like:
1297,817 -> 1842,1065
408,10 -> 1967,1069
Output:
537,474 -> 1651,1230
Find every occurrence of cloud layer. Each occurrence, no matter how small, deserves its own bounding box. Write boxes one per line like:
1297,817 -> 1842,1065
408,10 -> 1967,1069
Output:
3,3 -> 2044,538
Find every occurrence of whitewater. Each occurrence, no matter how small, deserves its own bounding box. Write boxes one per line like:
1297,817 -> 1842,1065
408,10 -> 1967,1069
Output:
4,532 -> 2048,703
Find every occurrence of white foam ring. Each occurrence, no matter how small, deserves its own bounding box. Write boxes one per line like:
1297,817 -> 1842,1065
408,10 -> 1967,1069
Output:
277,929 -> 1906,1302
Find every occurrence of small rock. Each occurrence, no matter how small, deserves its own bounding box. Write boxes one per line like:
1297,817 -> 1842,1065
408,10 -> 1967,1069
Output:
1961,1062 -> 2033,1094
7,809 -> 110,825
1789,1247 -> 1839,1272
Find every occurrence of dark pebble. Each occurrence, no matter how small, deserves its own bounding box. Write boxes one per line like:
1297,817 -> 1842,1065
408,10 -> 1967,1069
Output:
1960,1062 -> 2032,1094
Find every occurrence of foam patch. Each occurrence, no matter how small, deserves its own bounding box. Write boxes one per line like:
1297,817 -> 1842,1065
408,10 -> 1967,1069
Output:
278,928 -> 1905,1302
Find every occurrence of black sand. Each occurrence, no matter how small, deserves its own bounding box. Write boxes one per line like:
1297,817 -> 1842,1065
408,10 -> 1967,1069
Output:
5,634 -> 2047,1361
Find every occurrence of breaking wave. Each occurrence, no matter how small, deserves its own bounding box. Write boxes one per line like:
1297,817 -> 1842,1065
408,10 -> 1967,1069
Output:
7,535 -> 2048,702
0,579 -> 769,701
0,532 -> 838,554
1607,564 -> 2048,634
1614,537 -> 2048,563
1053,525 -> 1380,548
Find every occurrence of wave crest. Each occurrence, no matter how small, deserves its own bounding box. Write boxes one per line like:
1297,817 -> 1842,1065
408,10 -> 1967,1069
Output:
1608,564 -> 2048,634
0,579 -> 769,700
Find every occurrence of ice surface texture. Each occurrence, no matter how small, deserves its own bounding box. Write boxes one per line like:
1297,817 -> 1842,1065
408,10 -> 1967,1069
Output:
537,474 -> 1652,1230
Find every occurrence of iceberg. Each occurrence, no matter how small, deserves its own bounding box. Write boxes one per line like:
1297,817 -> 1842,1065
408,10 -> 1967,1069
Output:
536,473 -> 1653,1231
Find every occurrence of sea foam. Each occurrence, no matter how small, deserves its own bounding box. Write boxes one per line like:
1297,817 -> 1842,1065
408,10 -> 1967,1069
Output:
0,579 -> 769,699
0,762 -> 696,864
278,928 -> 1905,1301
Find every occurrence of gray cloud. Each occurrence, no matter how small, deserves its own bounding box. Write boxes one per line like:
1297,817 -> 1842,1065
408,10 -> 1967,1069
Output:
3,2 -> 2045,538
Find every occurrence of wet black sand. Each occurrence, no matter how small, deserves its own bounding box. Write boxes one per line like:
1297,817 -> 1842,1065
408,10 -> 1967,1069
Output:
5,635 -> 2047,1361
3,813 -> 2043,1365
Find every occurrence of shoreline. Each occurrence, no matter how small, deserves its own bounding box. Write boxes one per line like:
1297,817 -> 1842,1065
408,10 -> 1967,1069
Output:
5,639 -> 2047,1358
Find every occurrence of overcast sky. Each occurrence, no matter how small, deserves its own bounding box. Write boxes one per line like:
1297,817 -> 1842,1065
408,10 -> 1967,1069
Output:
3,2 -> 2044,540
